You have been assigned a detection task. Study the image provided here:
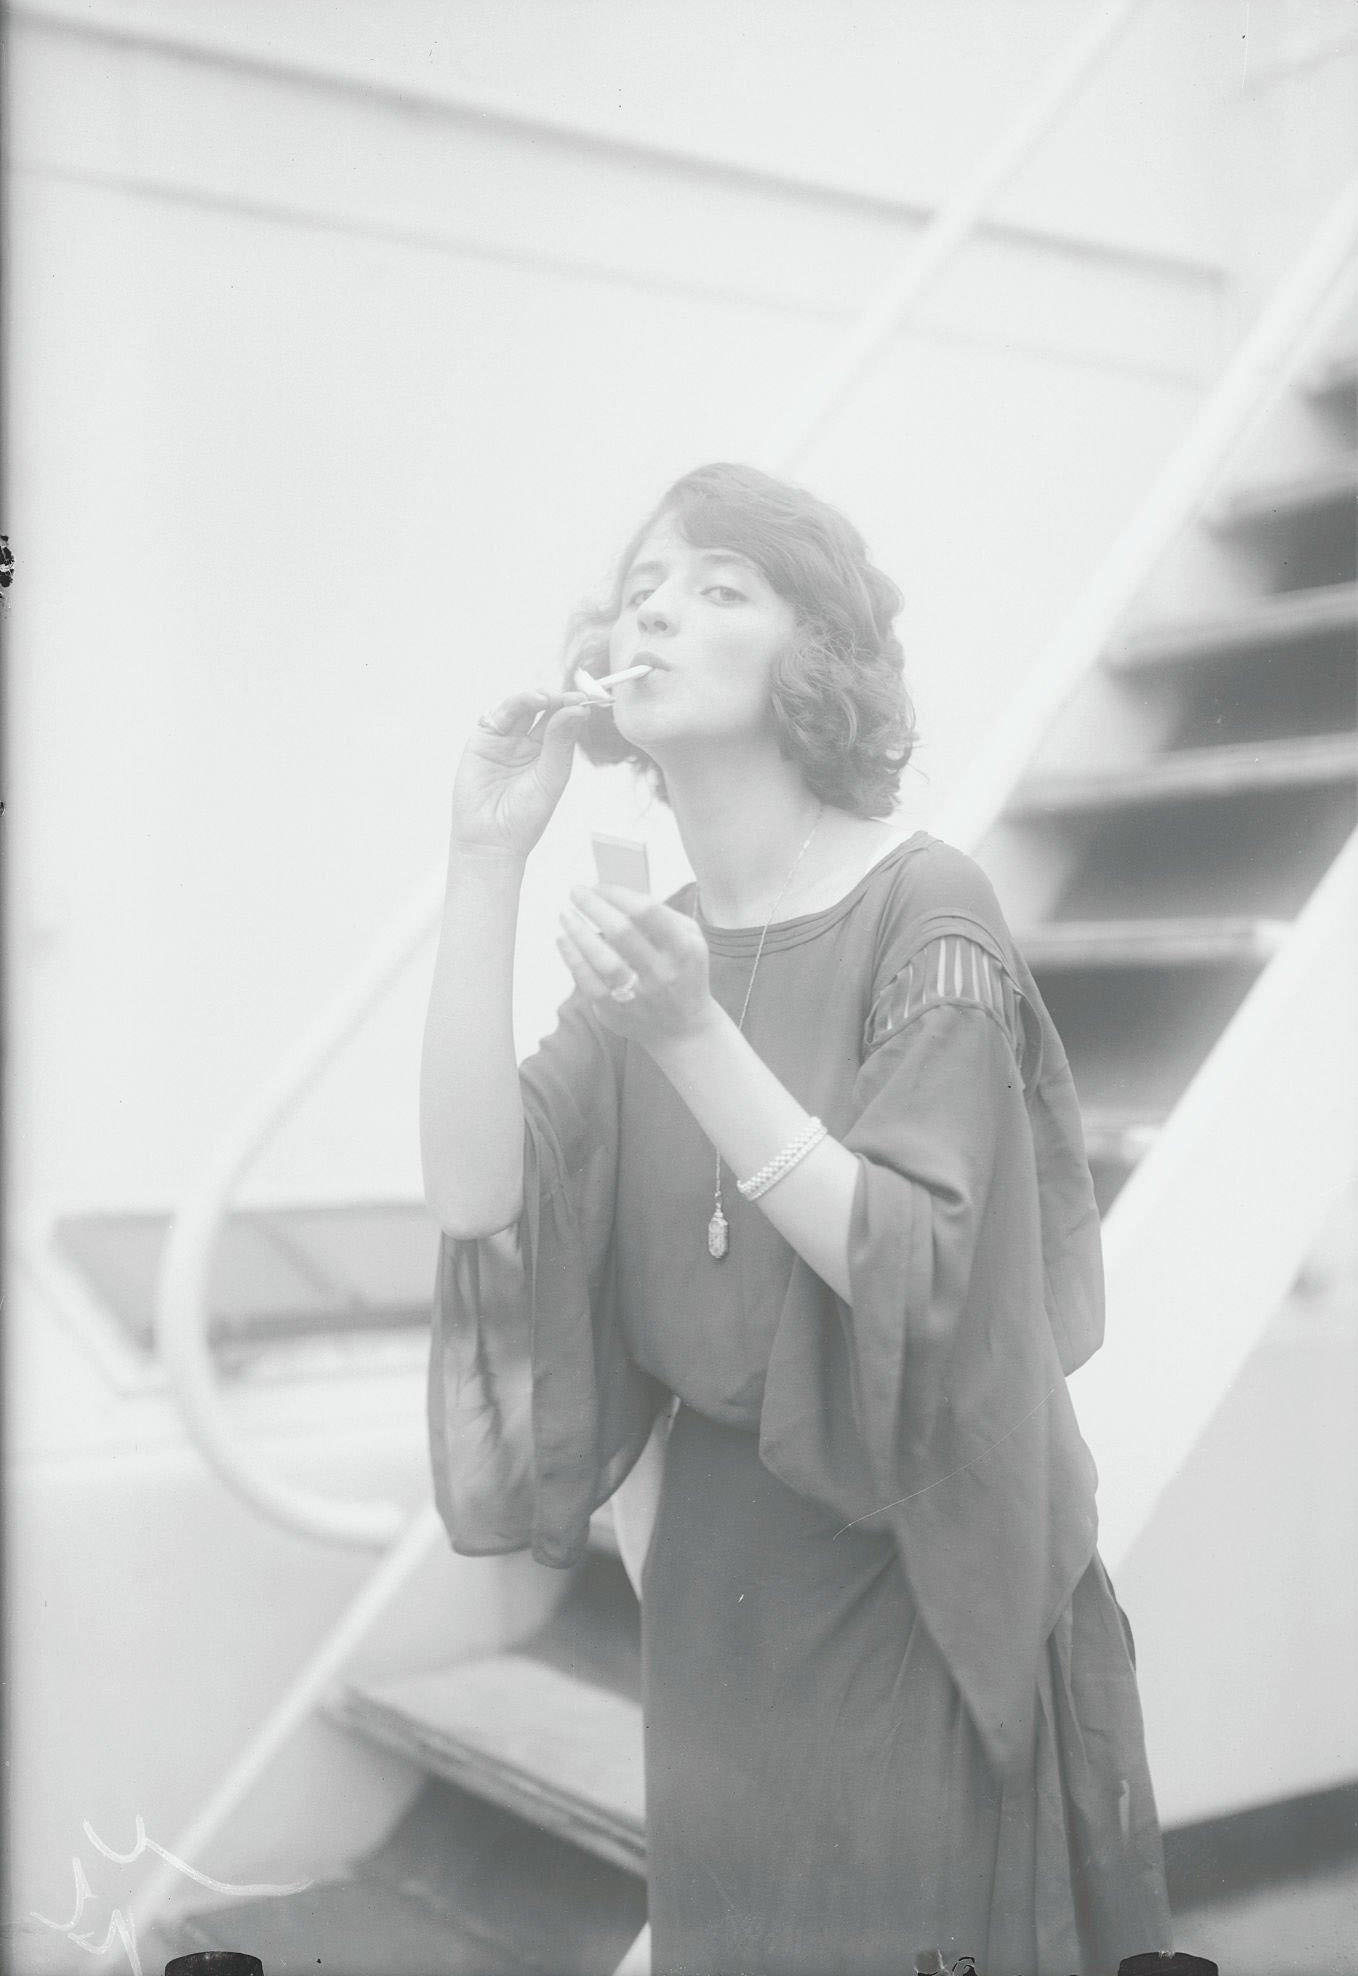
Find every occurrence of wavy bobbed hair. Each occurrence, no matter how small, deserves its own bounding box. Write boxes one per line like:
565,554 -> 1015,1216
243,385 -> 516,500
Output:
563,463 -> 916,818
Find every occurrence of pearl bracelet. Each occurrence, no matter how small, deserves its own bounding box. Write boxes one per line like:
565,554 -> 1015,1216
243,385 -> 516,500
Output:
737,1118 -> 829,1202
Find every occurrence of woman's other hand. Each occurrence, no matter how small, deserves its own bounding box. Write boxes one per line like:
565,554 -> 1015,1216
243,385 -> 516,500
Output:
451,690 -> 592,858
558,885 -> 716,1046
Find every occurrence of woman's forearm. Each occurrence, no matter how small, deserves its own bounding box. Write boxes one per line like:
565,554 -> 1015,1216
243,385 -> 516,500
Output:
649,1003 -> 857,1300
420,844 -> 528,1237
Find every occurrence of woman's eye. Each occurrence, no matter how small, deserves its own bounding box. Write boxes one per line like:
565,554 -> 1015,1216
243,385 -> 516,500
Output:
625,587 -> 654,608
706,585 -> 746,604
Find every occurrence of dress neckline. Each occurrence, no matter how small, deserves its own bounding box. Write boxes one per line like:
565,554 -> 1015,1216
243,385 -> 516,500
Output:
688,831 -> 933,955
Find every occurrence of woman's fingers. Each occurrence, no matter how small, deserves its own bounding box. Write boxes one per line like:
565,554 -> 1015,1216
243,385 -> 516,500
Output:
533,702 -> 592,782
477,689 -> 588,738
476,690 -> 550,738
587,887 -> 709,971
560,903 -> 640,992
560,885 -> 713,1040
621,894 -> 703,945
556,922 -> 616,1001
567,884 -> 668,973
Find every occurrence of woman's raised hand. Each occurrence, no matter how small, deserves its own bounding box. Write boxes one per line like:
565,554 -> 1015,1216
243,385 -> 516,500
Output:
451,690 -> 592,858
557,884 -> 716,1046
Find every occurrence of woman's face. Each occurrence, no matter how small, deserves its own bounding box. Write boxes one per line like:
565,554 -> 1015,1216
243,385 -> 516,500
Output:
606,515 -> 798,755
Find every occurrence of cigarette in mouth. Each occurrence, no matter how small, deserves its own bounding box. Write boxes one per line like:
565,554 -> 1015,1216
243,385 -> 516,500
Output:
573,664 -> 654,701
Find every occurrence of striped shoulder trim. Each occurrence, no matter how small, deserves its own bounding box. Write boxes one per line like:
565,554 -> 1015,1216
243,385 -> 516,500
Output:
865,933 -> 1025,1058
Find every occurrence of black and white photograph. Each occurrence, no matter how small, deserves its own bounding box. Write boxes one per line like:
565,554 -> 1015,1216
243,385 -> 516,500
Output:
4,4 -> 1356,1973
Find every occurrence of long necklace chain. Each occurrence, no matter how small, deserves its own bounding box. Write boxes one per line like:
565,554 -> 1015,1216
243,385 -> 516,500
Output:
705,805 -> 824,1261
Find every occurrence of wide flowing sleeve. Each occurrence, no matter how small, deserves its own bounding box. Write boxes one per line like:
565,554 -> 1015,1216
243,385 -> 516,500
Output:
427,989 -> 666,1567
760,896 -> 1103,1779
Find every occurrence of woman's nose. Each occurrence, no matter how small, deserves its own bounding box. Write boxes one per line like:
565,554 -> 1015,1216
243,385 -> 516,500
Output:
637,595 -> 676,635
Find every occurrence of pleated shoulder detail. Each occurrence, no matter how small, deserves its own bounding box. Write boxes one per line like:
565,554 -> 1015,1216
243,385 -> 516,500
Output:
864,932 -> 1026,1063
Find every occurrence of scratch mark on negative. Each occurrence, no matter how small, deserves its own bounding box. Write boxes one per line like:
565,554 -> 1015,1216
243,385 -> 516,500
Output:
832,1382 -> 1064,1537
699,1856 -> 740,1914
1241,0 -> 1252,87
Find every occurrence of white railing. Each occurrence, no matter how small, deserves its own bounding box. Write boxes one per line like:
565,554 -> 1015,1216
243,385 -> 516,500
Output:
155,872 -> 447,1548
1077,829 -> 1358,1572
153,0 -> 1147,1551
758,0 -> 1145,465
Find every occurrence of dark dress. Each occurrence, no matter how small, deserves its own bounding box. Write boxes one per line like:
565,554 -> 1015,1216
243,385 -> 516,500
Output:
429,835 -> 1172,1975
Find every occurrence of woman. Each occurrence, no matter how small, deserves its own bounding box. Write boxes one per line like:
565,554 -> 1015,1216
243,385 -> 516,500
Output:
422,463 -> 1171,1975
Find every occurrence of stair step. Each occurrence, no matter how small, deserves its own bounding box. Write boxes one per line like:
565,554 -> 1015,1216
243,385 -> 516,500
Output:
1051,947 -> 1257,1148
174,1876 -> 533,1976
1049,782 -> 1354,921
1021,916 -> 1287,970
1212,453 -> 1358,532
1108,582 -> 1358,670
173,1776 -> 646,1976
53,1201 -> 439,1359
1013,734 -> 1358,816
334,1657 -> 647,1876
332,1550 -> 641,1876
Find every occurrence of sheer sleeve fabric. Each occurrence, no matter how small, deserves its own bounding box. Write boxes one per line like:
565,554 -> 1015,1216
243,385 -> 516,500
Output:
427,990 -> 665,1566
759,904 -> 1104,1779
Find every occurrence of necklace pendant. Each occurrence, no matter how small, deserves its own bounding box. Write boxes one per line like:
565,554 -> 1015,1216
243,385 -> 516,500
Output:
707,1206 -> 729,1261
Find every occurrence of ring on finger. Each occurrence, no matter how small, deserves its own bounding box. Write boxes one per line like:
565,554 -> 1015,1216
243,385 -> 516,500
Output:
609,969 -> 641,1004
